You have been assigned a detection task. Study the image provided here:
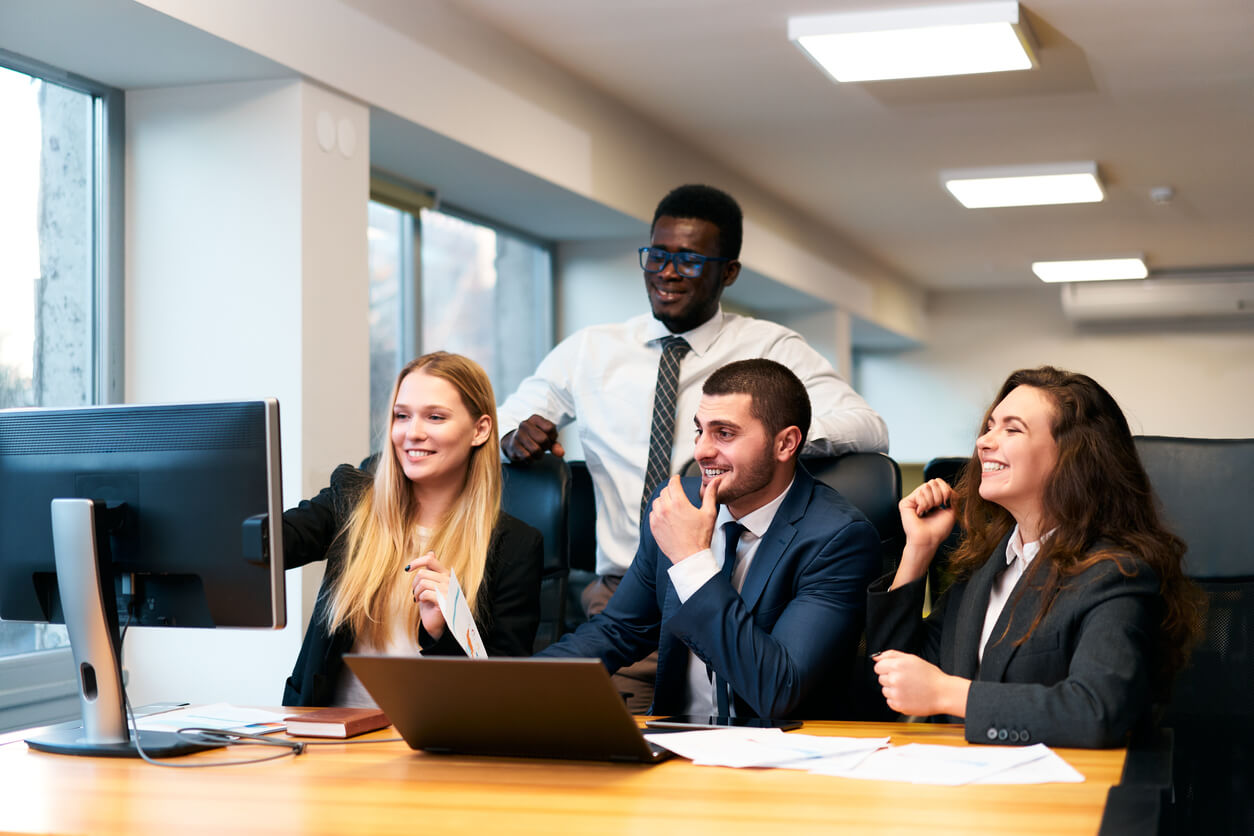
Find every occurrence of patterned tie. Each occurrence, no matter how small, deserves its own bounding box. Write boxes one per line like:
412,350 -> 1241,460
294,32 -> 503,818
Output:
640,336 -> 692,518
714,521 -> 745,717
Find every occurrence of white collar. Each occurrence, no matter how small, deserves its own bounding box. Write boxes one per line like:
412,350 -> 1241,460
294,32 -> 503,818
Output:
642,306 -> 725,357
1005,524 -> 1050,567
714,474 -> 795,539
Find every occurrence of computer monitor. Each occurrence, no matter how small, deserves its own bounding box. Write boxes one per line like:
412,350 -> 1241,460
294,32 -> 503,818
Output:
0,399 -> 284,757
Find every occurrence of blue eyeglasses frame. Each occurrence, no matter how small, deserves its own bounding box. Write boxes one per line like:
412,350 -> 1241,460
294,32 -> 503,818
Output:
638,246 -> 730,277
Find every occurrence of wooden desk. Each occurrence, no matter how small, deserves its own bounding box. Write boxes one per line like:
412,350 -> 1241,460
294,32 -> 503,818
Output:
0,720 -> 1123,835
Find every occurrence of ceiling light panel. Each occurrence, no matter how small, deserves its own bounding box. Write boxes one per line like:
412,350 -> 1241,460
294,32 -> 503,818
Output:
789,1 -> 1037,83
942,162 -> 1104,208
1032,258 -> 1149,283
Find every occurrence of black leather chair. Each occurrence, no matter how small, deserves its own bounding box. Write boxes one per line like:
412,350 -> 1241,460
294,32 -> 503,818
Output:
921,455 -> 967,488
801,453 -> 905,720
564,460 -> 598,632
802,453 -> 905,576
501,454 -> 571,652
1134,436 -> 1254,836
922,456 -> 970,598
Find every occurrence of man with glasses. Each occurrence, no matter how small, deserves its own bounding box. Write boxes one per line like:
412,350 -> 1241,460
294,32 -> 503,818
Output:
497,184 -> 887,710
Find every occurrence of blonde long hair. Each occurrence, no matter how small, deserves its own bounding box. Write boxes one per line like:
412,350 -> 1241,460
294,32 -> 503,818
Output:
324,352 -> 502,646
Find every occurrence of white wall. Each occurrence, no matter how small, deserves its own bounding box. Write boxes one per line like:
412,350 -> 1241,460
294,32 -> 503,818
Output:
134,0 -> 923,344
858,286 -> 1254,464
555,239 -> 651,337
777,308 -> 853,381
123,78 -> 369,706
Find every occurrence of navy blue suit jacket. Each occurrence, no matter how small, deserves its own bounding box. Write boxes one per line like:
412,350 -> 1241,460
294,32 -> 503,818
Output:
540,465 -> 880,719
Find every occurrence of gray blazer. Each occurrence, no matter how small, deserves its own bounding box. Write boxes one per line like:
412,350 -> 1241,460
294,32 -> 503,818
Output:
866,535 -> 1162,748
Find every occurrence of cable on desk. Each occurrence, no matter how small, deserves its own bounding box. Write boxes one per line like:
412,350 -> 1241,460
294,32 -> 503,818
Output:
116,609 -> 404,767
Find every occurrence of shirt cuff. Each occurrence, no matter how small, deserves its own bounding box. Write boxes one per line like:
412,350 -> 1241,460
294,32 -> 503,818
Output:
667,549 -> 718,602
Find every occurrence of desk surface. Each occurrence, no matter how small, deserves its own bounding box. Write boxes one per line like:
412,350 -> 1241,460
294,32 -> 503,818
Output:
0,719 -> 1123,835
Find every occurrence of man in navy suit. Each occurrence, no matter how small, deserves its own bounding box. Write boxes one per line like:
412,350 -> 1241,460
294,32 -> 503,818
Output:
539,359 -> 880,719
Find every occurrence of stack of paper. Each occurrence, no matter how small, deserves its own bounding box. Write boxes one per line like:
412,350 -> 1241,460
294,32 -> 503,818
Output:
644,729 -> 1084,785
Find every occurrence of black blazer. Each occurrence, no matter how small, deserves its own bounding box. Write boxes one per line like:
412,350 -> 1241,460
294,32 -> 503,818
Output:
866,535 -> 1162,748
281,464 -> 543,707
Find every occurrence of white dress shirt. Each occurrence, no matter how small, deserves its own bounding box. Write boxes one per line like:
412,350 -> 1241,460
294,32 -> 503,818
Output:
666,478 -> 793,717
497,307 -> 888,576
977,525 -> 1043,663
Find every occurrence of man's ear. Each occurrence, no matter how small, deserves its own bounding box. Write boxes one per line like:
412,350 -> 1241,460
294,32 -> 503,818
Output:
774,426 -> 802,462
721,260 -> 741,289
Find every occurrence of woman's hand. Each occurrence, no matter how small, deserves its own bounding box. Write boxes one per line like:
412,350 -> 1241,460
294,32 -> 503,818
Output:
891,478 -> 957,588
406,551 -> 449,639
900,478 -> 957,548
873,649 -> 970,718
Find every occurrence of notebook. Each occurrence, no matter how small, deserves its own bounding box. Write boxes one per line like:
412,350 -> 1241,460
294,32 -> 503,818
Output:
343,655 -> 671,763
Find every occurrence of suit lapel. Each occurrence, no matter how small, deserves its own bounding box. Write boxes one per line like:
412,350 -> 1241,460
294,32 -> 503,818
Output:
950,533 -> 1013,680
977,560 -> 1047,683
736,468 -> 811,613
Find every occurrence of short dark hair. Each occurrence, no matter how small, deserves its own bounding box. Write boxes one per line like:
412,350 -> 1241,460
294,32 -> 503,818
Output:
652,184 -> 743,260
702,359 -> 809,454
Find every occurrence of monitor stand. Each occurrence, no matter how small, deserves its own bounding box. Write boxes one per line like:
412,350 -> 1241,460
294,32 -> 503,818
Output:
24,499 -> 218,758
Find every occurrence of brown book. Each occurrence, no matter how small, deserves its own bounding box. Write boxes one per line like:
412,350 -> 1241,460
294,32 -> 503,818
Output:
283,707 -> 390,738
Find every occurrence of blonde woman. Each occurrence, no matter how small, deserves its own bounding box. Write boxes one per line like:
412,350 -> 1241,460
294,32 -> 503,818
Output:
282,352 -> 543,707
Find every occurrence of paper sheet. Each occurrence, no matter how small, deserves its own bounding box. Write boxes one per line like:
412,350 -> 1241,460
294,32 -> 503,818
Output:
643,729 -> 1082,785
436,569 -> 488,658
814,742 -> 1054,784
972,747 -> 1085,784
644,728 -> 889,769
135,703 -> 287,735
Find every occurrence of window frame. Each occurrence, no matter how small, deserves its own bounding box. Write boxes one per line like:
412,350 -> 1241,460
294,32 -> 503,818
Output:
0,48 -> 124,731
367,173 -> 558,425
413,200 -> 557,386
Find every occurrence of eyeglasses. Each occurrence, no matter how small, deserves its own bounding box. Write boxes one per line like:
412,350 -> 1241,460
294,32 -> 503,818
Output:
638,246 -> 729,278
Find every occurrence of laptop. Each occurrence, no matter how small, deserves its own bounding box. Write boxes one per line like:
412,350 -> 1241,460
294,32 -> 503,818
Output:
344,655 -> 672,763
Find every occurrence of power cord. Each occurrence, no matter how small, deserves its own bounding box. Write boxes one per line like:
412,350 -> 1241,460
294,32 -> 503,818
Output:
115,606 -> 305,767
115,601 -> 402,767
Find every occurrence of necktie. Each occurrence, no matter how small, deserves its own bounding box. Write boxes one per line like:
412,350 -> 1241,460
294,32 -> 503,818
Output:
719,521 -> 745,583
640,336 -> 692,518
714,520 -> 745,717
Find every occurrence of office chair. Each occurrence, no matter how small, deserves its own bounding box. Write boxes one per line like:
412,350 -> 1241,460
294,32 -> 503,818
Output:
802,453 -> 905,576
564,460 -> 598,632
922,456 -> 970,599
801,453 -> 905,720
501,454 -> 571,652
1134,436 -> 1254,836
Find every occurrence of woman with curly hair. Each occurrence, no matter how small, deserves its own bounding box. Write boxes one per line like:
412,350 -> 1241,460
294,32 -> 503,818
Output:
869,366 -> 1199,747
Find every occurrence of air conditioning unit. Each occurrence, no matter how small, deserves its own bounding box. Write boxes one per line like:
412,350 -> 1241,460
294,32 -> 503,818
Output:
1061,272 -> 1254,323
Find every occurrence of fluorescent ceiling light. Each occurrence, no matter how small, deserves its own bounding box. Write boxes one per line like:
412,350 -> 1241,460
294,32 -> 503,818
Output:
788,1 -> 1036,82
942,162 -> 1104,208
1032,258 -> 1149,283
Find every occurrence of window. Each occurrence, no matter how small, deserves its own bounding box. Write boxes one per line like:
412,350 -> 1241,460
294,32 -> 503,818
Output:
0,52 -> 121,731
418,210 -> 553,396
367,199 -> 412,444
367,185 -> 553,449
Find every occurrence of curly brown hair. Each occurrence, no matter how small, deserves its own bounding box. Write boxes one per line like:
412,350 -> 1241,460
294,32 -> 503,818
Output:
946,366 -> 1202,682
